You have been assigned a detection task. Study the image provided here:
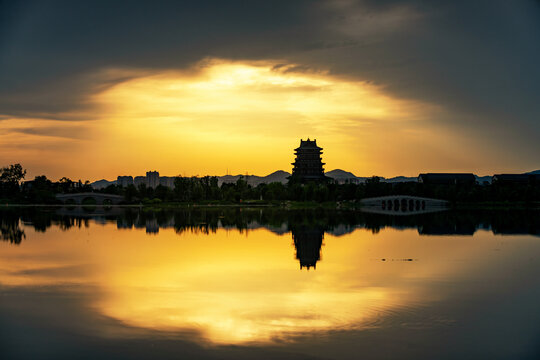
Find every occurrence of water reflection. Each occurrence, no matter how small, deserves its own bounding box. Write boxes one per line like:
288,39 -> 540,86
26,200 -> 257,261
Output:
2,206 -> 540,358
3,206 -> 539,241
0,211 -> 26,244
3,207 -> 540,273
291,226 -> 324,269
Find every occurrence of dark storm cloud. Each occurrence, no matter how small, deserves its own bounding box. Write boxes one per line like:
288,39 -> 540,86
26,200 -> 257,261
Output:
1,0 -> 539,161
306,1 -> 540,127
286,0 -> 540,160
0,0 -> 339,118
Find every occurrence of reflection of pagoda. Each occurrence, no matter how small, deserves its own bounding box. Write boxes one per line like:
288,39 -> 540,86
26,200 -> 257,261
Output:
291,139 -> 326,182
291,226 -> 324,269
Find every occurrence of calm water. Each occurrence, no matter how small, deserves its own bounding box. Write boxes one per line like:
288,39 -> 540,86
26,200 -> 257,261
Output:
2,207 -> 540,359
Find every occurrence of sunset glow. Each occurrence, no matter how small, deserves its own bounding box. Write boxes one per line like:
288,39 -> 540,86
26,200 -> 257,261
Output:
3,2 -> 540,359
2,59 -> 466,180
1,220 -> 526,344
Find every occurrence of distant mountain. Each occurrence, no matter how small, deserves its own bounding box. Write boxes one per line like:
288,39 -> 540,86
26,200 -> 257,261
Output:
263,170 -> 290,184
382,176 -> 417,183
475,175 -> 492,184
217,170 -> 291,186
325,169 -> 357,179
217,174 -> 243,186
526,170 -> 540,175
326,169 -> 419,184
325,169 -> 364,184
91,179 -> 116,189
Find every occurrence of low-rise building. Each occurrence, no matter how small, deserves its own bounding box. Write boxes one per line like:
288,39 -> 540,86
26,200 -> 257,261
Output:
117,176 -> 133,187
146,171 -> 160,189
159,176 -> 176,188
134,176 -> 146,187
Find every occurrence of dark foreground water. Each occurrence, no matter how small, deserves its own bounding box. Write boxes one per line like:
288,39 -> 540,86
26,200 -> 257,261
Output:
2,206 -> 540,360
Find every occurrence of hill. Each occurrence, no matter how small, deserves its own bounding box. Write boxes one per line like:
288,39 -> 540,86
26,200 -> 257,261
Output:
382,176 -> 417,183
91,179 -> 116,189
263,170 -> 290,184
475,175 -> 492,184
218,170 -> 290,186
325,169 -> 357,180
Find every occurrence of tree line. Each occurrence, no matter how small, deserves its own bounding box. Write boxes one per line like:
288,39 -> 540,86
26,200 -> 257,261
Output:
1,163 -> 539,204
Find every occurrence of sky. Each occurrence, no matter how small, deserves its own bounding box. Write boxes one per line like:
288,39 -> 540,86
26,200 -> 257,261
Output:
1,0 -> 539,181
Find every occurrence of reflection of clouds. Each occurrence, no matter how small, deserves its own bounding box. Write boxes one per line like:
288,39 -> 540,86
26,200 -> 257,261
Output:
2,221 -> 540,347
98,282 -> 398,344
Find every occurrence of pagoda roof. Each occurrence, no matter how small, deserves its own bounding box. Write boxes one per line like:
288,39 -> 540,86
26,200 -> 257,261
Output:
295,138 -> 322,150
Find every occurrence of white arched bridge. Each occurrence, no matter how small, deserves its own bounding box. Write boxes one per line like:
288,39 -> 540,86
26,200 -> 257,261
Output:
56,192 -> 124,205
360,195 -> 448,215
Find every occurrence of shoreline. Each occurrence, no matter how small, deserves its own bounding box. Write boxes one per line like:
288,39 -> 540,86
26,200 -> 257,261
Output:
2,201 -> 540,210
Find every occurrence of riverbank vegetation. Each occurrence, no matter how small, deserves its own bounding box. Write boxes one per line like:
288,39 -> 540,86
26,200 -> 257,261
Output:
1,164 -> 539,206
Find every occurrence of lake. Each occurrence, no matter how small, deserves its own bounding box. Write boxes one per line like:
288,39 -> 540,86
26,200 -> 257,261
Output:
2,206 -> 540,359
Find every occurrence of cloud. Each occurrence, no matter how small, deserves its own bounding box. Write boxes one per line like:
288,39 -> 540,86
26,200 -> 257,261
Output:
0,0 -> 338,118
292,0 -> 540,158
10,264 -> 93,278
1,0 -> 539,174
7,126 -> 89,140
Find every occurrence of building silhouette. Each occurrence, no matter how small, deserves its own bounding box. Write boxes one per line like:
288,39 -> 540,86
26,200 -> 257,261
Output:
146,171 -> 160,189
116,172 -> 175,189
291,139 -> 326,182
117,176 -> 133,187
159,176 -> 176,188
134,176 -> 146,187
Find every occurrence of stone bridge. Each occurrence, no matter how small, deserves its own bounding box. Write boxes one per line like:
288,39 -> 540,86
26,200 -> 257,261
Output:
56,192 -> 124,205
360,195 -> 448,215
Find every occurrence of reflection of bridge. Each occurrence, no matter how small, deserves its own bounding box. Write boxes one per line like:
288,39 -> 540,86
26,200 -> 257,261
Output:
56,192 -> 124,205
56,206 -> 126,217
360,195 -> 448,215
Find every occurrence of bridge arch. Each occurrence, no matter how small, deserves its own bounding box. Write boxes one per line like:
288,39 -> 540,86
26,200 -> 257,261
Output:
56,192 -> 124,205
360,195 -> 447,215
81,196 -> 98,205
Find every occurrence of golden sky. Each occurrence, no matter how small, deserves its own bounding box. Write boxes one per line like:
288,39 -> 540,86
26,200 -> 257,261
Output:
0,59 -> 530,181
1,1 -> 539,181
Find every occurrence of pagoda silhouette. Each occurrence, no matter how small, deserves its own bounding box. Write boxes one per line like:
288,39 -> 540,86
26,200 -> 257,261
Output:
291,139 -> 327,182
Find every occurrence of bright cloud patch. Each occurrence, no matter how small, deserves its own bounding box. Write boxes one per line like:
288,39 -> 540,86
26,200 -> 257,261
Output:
1,59 -> 458,179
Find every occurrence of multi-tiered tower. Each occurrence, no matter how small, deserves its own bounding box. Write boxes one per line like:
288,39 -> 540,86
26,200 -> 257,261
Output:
291,139 -> 326,182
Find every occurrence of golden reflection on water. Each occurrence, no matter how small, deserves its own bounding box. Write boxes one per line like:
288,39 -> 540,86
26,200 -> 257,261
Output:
0,221 -> 531,344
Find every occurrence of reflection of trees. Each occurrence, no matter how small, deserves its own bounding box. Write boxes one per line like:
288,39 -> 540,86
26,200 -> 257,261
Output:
1,213 -> 25,244
57,217 -> 89,231
2,207 -> 540,247
21,210 -> 52,232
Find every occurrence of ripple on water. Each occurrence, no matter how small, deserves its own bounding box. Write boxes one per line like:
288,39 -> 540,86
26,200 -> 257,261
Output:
363,302 -> 455,331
